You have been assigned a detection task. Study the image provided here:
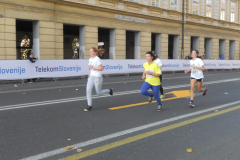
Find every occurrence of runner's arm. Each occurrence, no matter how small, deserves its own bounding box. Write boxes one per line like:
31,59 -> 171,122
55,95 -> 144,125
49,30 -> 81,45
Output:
151,73 -> 160,77
145,71 -> 159,77
184,68 -> 192,74
191,65 -> 205,70
89,64 -> 103,71
142,69 -> 146,79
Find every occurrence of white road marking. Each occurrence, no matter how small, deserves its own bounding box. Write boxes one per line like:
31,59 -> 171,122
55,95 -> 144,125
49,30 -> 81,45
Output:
1,78 -> 240,111
0,71 -> 235,94
20,100 -> 240,160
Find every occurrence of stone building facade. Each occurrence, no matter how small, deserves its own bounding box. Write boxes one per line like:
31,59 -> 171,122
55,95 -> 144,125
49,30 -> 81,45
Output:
0,0 -> 239,60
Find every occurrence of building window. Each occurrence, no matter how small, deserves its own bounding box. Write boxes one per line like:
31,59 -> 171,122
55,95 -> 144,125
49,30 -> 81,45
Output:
220,0 -> 225,20
192,0 -> 199,15
231,1 -> 235,22
170,0 -> 178,10
151,0 -> 160,7
128,0 -> 139,3
206,0 -> 212,17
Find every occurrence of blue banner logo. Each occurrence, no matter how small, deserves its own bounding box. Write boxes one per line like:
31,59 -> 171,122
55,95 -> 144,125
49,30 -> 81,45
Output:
103,64 -> 123,70
0,67 -> 25,75
162,64 -> 179,68
128,64 -> 143,69
35,66 -> 81,72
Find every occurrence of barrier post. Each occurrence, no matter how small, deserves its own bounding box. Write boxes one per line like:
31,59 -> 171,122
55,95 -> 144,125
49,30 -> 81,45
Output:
52,77 -> 58,82
124,73 -> 129,77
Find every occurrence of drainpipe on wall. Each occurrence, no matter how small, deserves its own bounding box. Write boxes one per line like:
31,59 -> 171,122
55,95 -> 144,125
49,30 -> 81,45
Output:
181,0 -> 185,59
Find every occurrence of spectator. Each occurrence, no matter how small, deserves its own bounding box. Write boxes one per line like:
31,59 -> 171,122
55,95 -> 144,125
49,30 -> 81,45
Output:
202,54 -> 205,60
220,53 -> 225,60
98,48 -> 105,59
27,51 -> 38,83
188,54 -> 192,59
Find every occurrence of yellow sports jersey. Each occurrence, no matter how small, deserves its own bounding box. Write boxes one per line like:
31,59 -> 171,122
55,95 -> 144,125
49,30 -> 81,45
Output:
143,62 -> 161,86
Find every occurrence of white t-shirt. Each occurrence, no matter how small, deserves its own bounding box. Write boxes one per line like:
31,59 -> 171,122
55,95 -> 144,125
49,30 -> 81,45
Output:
154,58 -> 162,75
88,56 -> 102,77
190,58 -> 204,79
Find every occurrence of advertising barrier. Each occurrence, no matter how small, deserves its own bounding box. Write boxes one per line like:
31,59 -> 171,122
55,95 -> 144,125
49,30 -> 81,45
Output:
0,59 -> 240,80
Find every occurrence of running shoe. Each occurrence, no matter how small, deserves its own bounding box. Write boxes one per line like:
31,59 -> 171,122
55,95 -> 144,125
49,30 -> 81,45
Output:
109,88 -> 113,96
160,94 -> 165,99
157,105 -> 163,111
203,87 -> 207,96
188,101 -> 195,108
84,106 -> 92,111
148,94 -> 153,103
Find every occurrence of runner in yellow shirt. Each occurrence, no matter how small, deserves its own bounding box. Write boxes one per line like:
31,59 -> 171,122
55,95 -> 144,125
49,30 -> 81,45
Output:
141,51 -> 163,111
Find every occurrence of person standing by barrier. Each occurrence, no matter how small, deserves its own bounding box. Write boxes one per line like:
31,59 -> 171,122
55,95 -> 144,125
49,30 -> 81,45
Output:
84,47 -> 113,112
152,51 -> 164,99
184,50 -> 207,108
141,51 -> 163,111
220,53 -> 225,60
27,51 -> 38,83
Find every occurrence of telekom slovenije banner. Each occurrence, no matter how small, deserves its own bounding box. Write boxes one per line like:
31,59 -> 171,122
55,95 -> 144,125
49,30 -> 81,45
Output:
0,59 -> 240,80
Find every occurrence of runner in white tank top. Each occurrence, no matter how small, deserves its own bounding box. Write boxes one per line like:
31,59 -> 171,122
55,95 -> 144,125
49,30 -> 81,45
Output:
184,50 -> 207,108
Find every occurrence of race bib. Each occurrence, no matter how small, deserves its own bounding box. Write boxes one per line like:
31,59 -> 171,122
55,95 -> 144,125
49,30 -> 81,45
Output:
145,69 -> 154,78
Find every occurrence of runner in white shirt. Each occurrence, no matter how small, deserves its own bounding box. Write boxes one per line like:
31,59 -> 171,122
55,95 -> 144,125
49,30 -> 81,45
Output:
153,51 -> 164,99
184,50 -> 207,108
84,47 -> 113,111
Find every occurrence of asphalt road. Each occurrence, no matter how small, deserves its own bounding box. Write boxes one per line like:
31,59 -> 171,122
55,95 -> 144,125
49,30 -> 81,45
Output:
0,70 -> 240,160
